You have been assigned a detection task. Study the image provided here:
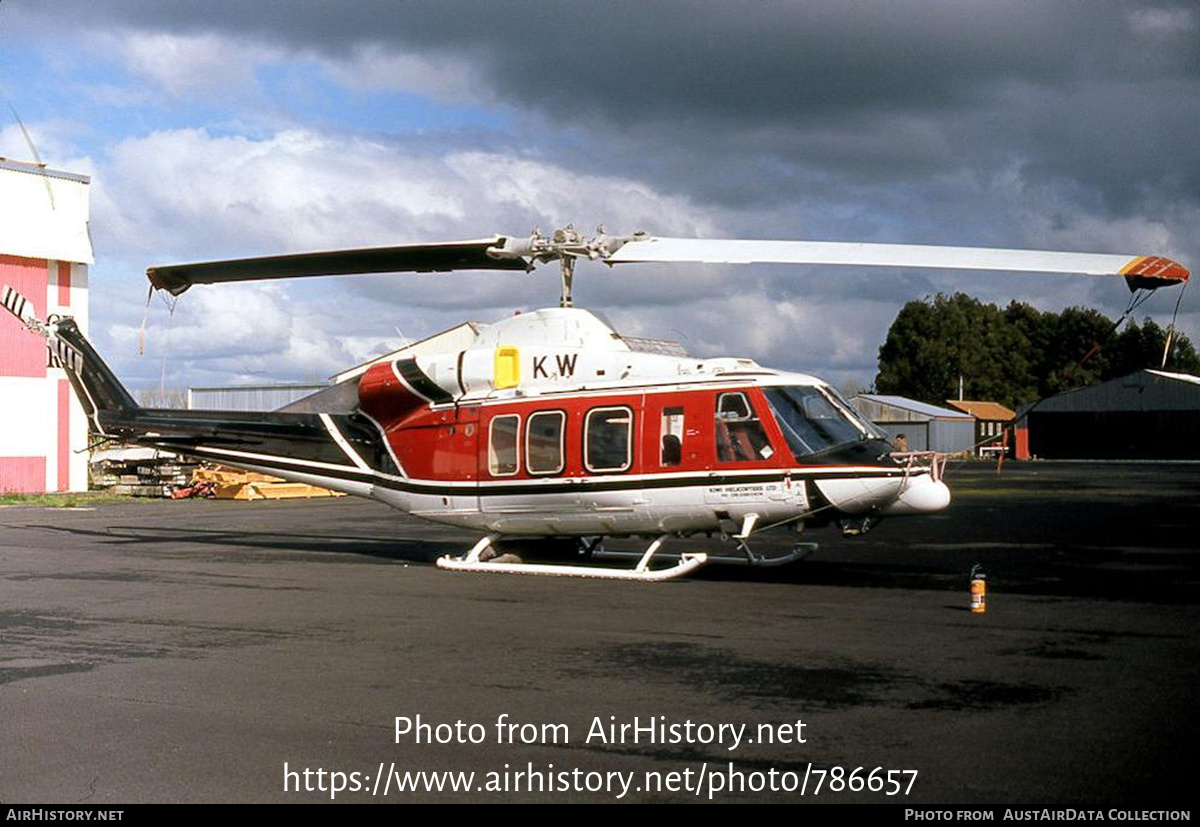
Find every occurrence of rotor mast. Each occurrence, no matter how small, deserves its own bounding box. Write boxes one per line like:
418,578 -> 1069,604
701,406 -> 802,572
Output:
558,255 -> 576,308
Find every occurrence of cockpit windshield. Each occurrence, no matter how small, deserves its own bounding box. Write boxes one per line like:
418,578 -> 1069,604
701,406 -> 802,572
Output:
764,385 -> 887,460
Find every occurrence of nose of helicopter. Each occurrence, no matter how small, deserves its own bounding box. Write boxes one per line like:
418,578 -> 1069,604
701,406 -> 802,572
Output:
880,473 -> 952,515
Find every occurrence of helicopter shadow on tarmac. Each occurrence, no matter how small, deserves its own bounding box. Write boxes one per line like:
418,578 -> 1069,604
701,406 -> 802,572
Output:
13,516 -> 960,589
16,520 -> 458,566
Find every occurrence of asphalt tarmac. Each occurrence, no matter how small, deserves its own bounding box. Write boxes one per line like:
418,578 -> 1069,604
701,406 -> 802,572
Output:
1,461 -> 1197,804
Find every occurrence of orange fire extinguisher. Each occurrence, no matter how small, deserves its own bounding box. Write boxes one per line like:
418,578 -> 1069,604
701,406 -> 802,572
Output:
970,564 -> 987,614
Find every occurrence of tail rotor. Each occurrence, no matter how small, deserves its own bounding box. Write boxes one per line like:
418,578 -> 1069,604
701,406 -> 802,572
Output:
2,284 -> 83,371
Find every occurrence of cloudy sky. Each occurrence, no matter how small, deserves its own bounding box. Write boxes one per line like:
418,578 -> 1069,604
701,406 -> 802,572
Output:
1,1 -> 1196,393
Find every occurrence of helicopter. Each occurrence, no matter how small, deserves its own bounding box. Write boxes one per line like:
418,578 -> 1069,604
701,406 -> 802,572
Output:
1,227 -> 1189,580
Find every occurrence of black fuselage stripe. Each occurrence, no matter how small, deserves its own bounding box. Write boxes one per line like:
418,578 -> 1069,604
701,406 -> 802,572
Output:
169,444 -> 910,498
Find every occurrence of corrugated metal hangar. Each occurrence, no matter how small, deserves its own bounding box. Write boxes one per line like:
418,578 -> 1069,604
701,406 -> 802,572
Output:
1027,370 -> 1200,459
187,384 -> 327,412
0,159 -> 93,493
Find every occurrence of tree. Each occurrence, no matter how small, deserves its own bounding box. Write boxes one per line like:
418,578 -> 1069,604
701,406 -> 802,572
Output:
875,295 -> 1198,409
876,293 -> 1032,409
1040,306 -> 1115,395
1110,318 -> 1200,378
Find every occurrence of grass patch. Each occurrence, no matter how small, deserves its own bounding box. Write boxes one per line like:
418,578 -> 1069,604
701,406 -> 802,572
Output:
0,490 -> 139,508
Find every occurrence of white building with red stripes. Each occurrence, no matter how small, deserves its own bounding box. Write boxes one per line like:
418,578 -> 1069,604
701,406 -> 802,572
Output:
0,159 -> 93,493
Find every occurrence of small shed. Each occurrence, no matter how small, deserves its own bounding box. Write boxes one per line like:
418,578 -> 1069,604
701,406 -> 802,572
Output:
1027,370 -> 1200,459
944,399 -> 1017,457
851,394 -> 975,454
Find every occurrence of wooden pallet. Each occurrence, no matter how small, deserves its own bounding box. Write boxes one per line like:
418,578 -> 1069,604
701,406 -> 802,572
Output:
191,465 -> 345,501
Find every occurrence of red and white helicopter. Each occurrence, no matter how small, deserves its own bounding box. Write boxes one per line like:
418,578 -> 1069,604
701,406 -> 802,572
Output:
2,228 -> 1189,580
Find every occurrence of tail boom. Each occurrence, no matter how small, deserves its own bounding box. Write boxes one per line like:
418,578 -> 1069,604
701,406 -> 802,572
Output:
2,285 -> 401,490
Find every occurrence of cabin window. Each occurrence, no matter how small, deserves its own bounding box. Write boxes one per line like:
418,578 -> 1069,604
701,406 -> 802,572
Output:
527,410 -> 566,475
488,414 -> 520,476
585,406 -> 633,473
715,392 -> 773,462
660,406 -> 684,466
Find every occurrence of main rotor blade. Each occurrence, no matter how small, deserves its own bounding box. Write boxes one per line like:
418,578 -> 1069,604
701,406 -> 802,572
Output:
608,237 -> 1189,289
146,237 -> 530,296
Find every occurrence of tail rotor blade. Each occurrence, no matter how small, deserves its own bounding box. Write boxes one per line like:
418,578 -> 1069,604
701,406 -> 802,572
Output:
1,284 -> 37,326
2,284 -> 85,372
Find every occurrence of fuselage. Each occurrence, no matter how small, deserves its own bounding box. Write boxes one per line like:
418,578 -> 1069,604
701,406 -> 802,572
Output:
45,304 -> 950,540
259,307 -> 951,537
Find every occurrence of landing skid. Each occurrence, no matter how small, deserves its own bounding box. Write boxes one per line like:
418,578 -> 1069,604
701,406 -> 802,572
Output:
436,534 -> 708,582
436,533 -> 815,581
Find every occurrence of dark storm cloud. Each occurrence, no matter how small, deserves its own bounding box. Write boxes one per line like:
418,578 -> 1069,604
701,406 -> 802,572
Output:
15,1 -> 1194,113
13,0 -> 1196,218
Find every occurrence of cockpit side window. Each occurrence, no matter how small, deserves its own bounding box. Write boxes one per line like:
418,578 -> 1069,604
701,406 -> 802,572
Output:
715,392 -> 774,463
764,385 -> 883,460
